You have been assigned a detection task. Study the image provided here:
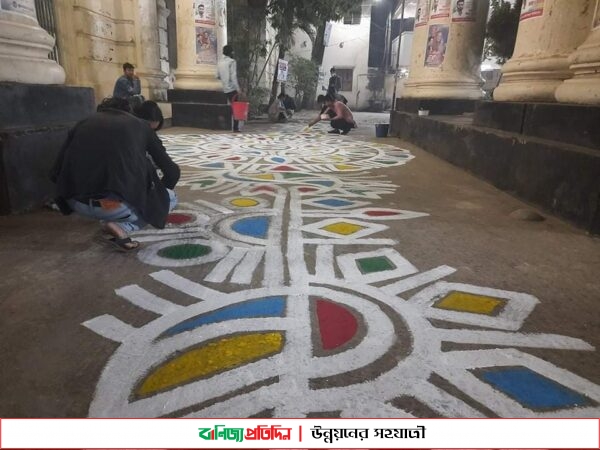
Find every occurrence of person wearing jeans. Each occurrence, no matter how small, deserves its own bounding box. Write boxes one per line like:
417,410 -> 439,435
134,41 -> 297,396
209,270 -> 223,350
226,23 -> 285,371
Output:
51,97 -> 180,251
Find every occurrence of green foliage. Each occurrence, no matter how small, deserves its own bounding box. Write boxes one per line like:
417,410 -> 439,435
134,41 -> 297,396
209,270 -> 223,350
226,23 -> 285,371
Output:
246,86 -> 270,118
288,55 -> 319,109
484,0 -> 523,64
265,0 -> 363,101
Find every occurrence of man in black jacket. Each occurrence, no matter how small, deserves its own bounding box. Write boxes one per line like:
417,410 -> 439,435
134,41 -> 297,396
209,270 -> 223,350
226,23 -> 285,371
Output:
51,98 -> 180,251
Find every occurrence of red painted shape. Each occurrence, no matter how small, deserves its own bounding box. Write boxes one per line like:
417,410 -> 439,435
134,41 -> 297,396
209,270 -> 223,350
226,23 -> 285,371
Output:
316,298 -> 358,350
298,187 -> 318,193
364,210 -> 399,217
226,156 -> 241,161
272,165 -> 298,171
251,185 -> 276,192
167,213 -> 193,224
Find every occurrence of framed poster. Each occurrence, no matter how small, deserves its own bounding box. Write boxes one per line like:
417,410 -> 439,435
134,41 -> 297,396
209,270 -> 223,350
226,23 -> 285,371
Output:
0,0 -> 36,17
424,24 -> 449,67
194,0 -> 215,26
277,59 -> 289,82
430,0 -> 451,20
451,0 -> 476,22
520,0 -> 544,21
415,0 -> 430,27
195,26 -> 217,64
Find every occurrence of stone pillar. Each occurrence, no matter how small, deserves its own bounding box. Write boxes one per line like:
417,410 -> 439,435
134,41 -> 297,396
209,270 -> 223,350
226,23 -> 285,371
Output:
173,0 -> 222,90
157,0 -> 172,88
0,0 -> 65,84
494,0 -> 595,102
402,0 -> 489,99
555,0 -> 600,104
134,0 -> 169,101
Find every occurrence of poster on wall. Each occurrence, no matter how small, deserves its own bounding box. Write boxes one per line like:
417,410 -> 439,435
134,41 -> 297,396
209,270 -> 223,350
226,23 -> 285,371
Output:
520,0 -> 544,21
194,0 -> 215,26
424,24 -> 449,67
0,0 -> 36,17
430,0 -> 451,20
593,0 -> 600,28
277,59 -> 289,82
452,0 -> 476,22
195,26 -> 217,64
415,0 -> 430,27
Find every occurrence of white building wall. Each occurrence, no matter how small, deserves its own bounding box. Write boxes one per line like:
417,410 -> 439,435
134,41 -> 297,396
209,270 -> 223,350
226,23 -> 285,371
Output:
321,3 -> 371,110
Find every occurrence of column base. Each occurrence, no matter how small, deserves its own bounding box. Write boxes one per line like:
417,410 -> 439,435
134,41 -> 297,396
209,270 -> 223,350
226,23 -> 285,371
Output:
173,67 -> 223,91
402,80 -> 484,100
168,89 -> 231,130
0,83 -> 95,214
555,76 -> 600,105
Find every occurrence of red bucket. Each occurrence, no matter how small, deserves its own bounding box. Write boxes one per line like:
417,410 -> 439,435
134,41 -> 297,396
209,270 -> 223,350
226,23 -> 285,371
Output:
231,100 -> 249,121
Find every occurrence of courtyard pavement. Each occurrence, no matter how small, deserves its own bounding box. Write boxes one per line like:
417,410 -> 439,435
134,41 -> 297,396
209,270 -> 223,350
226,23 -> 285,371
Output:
0,111 -> 599,418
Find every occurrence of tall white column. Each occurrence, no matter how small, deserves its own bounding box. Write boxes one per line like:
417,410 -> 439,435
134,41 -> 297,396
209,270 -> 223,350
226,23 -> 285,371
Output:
134,0 -> 169,100
157,0 -> 172,88
0,1 -> 65,84
494,0 -> 595,102
403,0 -> 489,99
173,0 -> 222,90
555,0 -> 600,104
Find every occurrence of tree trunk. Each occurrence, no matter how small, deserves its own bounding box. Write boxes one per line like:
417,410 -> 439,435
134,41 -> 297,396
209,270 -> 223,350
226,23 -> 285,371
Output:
311,22 -> 326,65
270,45 -> 286,103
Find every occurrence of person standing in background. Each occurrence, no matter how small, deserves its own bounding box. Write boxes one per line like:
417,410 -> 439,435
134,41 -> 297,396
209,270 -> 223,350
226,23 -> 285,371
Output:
217,45 -> 242,132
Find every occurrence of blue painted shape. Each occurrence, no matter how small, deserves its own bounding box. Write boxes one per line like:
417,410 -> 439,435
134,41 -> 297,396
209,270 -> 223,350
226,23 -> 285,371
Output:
162,297 -> 286,337
272,157 -> 285,163
315,199 -> 353,207
308,180 -> 335,187
232,216 -> 270,239
203,162 -> 225,168
478,367 -> 592,410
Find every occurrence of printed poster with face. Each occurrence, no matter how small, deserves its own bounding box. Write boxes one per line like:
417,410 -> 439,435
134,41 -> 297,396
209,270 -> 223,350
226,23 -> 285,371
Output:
424,24 -> 449,67
0,0 -> 36,17
520,0 -> 544,21
415,0 -> 430,27
430,0 -> 451,20
195,26 -> 217,64
451,0 -> 476,22
194,0 -> 215,26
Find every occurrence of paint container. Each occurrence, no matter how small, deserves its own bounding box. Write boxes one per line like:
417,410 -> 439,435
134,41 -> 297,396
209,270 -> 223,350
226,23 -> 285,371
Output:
375,123 -> 389,138
418,109 -> 430,116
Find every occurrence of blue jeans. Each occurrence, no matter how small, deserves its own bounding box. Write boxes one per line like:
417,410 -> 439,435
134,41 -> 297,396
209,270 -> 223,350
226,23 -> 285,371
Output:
67,189 -> 177,234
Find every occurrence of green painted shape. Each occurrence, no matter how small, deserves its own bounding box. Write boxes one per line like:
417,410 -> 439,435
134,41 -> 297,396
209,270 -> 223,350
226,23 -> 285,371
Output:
282,172 -> 310,179
158,244 -> 212,260
194,179 -> 216,187
356,256 -> 396,274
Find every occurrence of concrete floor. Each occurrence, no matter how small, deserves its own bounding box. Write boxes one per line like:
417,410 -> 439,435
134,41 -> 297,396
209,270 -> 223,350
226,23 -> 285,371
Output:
0,111 -> 598,418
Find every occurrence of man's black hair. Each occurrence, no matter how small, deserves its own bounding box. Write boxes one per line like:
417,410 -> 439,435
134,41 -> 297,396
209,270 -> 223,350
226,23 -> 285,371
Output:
324,93 -> 336,102
123,62 -> 135,71
134,100 -> 165,131
223,45 -> 233,57
277,93 -> 285,99
330,67 -> 336,73
97,97 -> 132,113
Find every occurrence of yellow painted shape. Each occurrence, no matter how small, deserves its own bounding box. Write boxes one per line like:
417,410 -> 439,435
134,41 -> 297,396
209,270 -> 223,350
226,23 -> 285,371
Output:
322,222 -> 365,236
251,174 -> 275,180
230,198 -> 259,207
335,164 -> 357,170
435,291 -> 506,315
136,332 -> 283,397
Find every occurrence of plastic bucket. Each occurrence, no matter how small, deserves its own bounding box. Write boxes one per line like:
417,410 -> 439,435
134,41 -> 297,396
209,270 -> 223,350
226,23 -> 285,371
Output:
232,101 -> 249,121
375,123 -> 389,137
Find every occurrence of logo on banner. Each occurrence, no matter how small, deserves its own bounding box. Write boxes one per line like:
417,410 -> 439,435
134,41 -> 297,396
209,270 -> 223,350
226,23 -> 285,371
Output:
520,0 -> 544,21
198,424 -> 293,442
